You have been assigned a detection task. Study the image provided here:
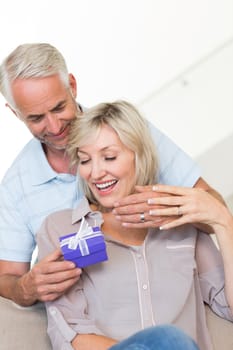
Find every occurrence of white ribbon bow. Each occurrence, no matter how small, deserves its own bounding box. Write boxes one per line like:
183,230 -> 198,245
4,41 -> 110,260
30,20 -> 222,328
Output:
60,217 -> 103,256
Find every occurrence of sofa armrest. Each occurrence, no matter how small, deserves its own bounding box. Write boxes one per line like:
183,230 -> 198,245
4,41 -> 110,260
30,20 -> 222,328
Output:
205,304 -> 233,350
0,296 -> 52,350
1,296 -> 233,350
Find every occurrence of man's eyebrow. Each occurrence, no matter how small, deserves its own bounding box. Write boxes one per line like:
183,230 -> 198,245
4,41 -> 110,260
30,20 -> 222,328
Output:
26,100 -> 67,120
26,113 -> 44,120
50,100 -> 66,112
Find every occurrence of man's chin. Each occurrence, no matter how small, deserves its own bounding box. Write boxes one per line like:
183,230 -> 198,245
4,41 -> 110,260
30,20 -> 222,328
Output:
38,138 -> 67,151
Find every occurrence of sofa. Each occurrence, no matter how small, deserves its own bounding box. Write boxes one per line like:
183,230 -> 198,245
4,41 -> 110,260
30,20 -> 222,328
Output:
0,296 -> 233,350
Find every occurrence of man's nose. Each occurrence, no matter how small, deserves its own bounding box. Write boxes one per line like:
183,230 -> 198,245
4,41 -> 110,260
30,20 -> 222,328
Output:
46,114 -> 62,134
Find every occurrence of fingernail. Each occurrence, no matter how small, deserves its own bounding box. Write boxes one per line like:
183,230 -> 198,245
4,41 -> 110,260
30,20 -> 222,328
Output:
148,199 -> 154,204
159,226 -> 163,230
149,210 -> 156,215
152,185 -> 158,191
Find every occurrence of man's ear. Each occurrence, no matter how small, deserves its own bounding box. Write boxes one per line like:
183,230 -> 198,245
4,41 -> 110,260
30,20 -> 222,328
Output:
69,73 -> 77,99
5,103 -> 21,119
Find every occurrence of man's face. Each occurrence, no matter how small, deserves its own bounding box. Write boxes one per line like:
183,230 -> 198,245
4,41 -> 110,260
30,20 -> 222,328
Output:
11,74 -> 78,151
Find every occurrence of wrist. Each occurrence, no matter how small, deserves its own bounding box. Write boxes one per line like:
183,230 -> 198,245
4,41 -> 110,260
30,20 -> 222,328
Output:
14,273 -> 38,306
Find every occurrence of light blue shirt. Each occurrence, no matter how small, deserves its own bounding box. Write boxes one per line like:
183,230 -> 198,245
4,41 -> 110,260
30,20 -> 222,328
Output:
0,123 -> 200,262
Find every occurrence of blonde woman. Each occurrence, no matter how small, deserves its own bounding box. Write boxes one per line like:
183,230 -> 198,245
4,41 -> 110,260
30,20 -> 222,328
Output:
37,101 -> 233,350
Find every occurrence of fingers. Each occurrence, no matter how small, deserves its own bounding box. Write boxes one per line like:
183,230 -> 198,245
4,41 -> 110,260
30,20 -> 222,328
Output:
151,184 -> 194,196
116,184 -> 222,231
136,184 -> 190,196
28,254 -> 82,302
43,248 -> 65,263
32,261 -> 81,283
149,206 -> 184,217
114,190 -> 161,207
36,273 -> 81,302
121,218 -> 169,229
113,184 -> 186,228
113,201 -> 160,216
115,210 -> 175,229
135,185 -> 157,193
160,217 -> 188,230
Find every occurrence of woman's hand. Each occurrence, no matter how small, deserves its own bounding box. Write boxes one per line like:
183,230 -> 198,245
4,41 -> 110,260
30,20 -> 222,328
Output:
145,184 -> 232,232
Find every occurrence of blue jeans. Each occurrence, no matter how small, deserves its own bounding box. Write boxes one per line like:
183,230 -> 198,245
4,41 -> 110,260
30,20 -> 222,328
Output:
109,325 -> 199,350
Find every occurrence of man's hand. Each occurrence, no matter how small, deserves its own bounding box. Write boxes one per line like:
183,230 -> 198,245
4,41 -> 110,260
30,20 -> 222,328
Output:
112,178 -> 226,233
0,249 -> 81,306
113,185 -> 176,228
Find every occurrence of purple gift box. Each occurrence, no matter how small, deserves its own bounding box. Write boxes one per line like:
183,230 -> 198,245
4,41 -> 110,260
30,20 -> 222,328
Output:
59,219 -> 108,268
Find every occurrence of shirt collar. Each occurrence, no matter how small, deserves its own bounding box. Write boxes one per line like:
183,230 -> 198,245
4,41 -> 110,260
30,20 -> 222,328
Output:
71,197 -> 103,227
29,139 -> 76,186
29,139 -> 58,185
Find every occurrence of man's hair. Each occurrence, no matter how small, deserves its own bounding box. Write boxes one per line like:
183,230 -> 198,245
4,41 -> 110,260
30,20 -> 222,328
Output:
67,100 -> 159,205
0,43 -> 69,108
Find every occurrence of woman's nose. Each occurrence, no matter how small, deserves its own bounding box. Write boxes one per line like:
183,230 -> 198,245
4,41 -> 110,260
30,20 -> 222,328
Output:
91,161 -> 106,179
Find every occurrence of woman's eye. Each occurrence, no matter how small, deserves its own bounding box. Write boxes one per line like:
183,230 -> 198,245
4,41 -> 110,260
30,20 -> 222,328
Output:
105,156 -> 116,161
80,159 -> 90,165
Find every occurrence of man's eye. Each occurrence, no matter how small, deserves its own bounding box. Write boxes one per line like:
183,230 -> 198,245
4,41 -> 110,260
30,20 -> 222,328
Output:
29,116 -> 44,123
54,106 -> 65,113
52,103 -> 66,113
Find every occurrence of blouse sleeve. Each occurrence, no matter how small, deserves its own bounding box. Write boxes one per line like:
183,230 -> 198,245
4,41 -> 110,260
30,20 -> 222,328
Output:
45,278 -> 104,350
196,232 -> 233,321
36,215 -> 104,349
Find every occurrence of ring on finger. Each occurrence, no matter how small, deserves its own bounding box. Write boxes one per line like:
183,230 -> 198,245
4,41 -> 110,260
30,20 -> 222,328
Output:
140,212 -> 145,222
177,206 -> 182,216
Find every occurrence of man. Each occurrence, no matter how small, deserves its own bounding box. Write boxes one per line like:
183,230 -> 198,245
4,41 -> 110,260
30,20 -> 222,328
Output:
0,43 -> 223,307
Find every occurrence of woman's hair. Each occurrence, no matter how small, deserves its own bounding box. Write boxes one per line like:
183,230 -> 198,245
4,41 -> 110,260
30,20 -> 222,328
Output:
67,100 -> 159,205
0,43 -> 69,109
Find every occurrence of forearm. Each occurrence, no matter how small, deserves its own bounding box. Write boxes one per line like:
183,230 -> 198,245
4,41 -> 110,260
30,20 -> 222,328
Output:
205,186 -> 226,206
214,212 -> 233,312
0,273 -> 37,306
72,333 -> 117,350
193,179 -> 227,233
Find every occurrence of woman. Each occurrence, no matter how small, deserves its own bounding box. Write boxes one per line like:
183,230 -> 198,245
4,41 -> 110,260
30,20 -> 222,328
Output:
37,101 -> 233,350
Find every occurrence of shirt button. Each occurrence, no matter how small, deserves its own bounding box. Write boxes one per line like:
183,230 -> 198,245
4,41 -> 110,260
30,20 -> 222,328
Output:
49,307 -> 57,316
142,284 -> 148,290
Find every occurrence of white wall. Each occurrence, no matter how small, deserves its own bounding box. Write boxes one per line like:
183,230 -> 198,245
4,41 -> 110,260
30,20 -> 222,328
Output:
139,40 -> 233,198
0,0 -> 233,196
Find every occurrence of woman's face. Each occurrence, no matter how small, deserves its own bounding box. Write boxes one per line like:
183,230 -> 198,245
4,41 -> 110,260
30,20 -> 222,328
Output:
78,124 -> 135,209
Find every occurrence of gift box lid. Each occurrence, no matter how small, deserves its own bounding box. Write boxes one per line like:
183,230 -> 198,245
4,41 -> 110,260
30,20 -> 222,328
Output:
59,227 -> 106,259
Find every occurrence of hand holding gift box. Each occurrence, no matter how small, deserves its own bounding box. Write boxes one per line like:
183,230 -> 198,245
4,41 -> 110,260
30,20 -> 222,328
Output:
59,217 -> 108,268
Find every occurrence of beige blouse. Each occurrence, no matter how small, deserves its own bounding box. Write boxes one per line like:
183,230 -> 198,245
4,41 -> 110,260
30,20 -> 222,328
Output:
37,197 -> 233,350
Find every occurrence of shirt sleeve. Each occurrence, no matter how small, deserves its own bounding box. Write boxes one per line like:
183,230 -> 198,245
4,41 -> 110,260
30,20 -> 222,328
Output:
0,183 -> 35,262
149,122 -> 201,187
196,232 -> 233,321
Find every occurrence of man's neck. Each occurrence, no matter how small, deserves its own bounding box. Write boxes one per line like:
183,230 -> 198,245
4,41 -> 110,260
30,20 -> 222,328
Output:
43,145 -> 76,175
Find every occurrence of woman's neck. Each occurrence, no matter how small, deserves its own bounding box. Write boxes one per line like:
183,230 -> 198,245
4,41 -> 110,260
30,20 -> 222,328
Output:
92,205 -> 147,246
